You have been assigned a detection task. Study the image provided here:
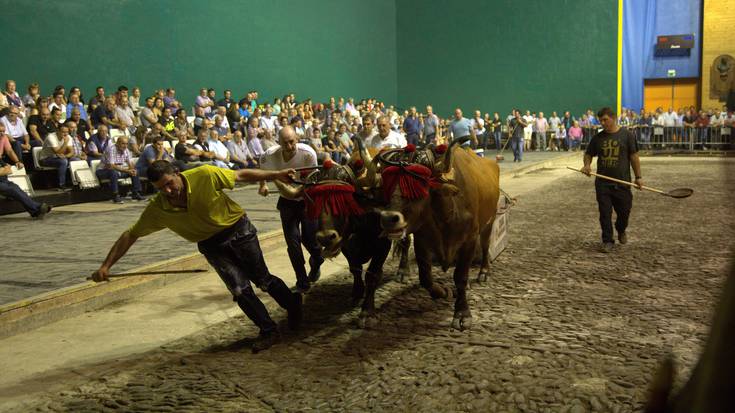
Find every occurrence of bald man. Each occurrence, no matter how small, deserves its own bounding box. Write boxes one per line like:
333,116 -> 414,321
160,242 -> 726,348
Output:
259,126 -> 323,293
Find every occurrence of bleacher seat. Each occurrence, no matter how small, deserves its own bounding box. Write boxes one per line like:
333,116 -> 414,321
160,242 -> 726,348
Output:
32,146 -> 55,171
109,128 -> 126,143
70,160 -> 100,189
186,139 -> 195,145
162,141 -> 172,152
186,116 -> 195,127
8,165 -> 34,196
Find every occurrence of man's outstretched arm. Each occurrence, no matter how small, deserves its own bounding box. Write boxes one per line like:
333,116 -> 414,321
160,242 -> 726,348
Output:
236,168 -> 294,184
91,230 -> 139,281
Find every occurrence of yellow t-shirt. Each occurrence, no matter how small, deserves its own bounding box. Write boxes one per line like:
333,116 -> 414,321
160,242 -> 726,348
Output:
129,165 -> 244,242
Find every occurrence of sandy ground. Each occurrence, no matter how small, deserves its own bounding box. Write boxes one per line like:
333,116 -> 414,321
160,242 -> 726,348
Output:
2,158 -> 733,413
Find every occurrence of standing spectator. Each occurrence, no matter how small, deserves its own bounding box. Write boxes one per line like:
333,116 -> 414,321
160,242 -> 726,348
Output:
422,105 -> 440,145
471,110 -> 485,149
695,110 -> 711,149
402,106 -> 421,146
217,89 -> 233,110
535,112 -> 549,151
1,106 -> 31,159
195,88 -> 214,116
508,109 -> 526,162
97,135 -> 144,203
549,111 -> 561,148
447,108 -> 477,147
522,110 -> 534,151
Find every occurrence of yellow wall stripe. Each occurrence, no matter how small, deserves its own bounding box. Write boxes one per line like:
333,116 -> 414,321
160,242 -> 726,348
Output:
617,0 -> 623,114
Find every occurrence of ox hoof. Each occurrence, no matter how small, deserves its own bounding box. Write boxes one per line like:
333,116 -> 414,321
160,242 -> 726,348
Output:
476,271 -> 489,284
357,312 -> 378,329
429,284 -> 449,300
396,267 -> 410,283
451,311 -> 473,331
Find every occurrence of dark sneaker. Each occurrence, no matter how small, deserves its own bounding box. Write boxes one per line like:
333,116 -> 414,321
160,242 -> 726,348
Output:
131,192 -> 146,201
308,267 -> 321,283
288,293 -> 303,331
112,195 -> 124,204
33,203 -> 51,219
618,232 -> 628,245
600,242 -> 614,253
251,331 -> 280,354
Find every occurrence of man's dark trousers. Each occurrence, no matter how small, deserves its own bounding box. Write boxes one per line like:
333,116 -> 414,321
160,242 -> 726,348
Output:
0,175 -> 42,216
595,182 -> 632,244
277,197 -> 324,290
198,216 -> 295,334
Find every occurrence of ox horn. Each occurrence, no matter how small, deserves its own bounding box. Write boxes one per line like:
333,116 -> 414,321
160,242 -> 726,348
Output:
442,136 -> 471,173
353,134 -> 380,187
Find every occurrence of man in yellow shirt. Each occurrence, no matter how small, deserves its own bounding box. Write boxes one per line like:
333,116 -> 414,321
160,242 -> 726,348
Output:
92,161 -> 299,353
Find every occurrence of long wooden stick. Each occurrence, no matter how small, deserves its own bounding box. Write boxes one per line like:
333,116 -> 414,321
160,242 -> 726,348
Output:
86,269 -> 208,280
566,166 -> 665,194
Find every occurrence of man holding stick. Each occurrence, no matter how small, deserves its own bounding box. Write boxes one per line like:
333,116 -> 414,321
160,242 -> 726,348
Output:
91,161 -> 301,353
581,107 -> 643,253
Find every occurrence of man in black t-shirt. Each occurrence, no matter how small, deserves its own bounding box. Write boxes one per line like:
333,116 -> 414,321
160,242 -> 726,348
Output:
581,107 -> 643,253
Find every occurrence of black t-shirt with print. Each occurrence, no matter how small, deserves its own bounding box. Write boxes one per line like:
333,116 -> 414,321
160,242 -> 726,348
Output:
585,127 -> 638,183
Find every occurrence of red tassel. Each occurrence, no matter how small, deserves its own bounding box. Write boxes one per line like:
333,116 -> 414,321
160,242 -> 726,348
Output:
382,164 -> 439,201
434,144 -> 448,154
304,184 -> 363,220
404,143 -> 416,153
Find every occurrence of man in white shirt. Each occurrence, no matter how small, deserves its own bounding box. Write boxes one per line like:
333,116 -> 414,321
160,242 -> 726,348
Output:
259,126 -> 323,293
1,106 -> 30,159
366,115 -> 407,151
208,131 -> 232,169
260,106 -> 276,135
522,110 -> 534,151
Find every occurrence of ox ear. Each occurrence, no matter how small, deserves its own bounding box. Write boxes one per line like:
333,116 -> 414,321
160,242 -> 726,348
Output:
435,183 -> 460,196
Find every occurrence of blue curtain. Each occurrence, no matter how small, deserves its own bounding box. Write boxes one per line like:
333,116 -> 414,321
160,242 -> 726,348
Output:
622,0 -> 701,112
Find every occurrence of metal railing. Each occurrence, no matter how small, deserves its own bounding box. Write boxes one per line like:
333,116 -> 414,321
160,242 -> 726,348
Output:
629,125 -> 732,150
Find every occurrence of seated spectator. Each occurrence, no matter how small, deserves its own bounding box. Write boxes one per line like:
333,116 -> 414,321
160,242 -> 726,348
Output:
226,103 -> 242,133
51,85 -> 67,106
67,86 -> 84,104
50,107 -> 64,130
115,89 -> 138,135
1,106 -> 31,160
126,87 -> 139,115
137,97 -> 155,130
48,91 -> 67,121
0,91 -> 8,114
64,121 -> 88,163
173,108 -> 191,135
193,128 -> 215,163
136,136 -> 176,177
214,106 -> 230,131
65,120 -> 88,151
195,88 -> 214,117
26,107 -> 56,148
206,89 -> 217,115
68,108 -> 91,140
153,97 -> 165,120
163,88 -> 180,110
193,106 -> 206,135
87,86 -> 106,113
174,130 -> 212,168
66,93 -> 88,124
23,83 -> 40,112
207,130 -> 232,169
337,123 -> 352,154
0,159 -> 50,218
39,125 -> 79,191
568,120 -> 583,150
96,135 -> 144,203
212,115 -> 230,138
87,124 -> 112,162
4,80 -> 26,118
226,130 -> 257,169
260,106 -> 276,135
158,107 -> 177,141
246,116 -> 265,158
91,97 -> 123,129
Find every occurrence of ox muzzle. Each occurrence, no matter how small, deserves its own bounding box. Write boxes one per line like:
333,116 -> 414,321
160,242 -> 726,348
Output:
379,210 -> 407,240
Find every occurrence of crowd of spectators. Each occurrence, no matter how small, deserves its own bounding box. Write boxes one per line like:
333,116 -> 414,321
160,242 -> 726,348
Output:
1,79 -> 733,208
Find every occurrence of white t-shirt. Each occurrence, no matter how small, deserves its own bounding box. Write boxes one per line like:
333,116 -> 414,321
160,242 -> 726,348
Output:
366,130 -> 407,150
260,116 -> 276,133
523,115 -> 534,133
260,143 -> 317,200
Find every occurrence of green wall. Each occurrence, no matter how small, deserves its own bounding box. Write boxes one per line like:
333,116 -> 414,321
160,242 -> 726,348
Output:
0,0 -> 397,108
396,0 -> 618,117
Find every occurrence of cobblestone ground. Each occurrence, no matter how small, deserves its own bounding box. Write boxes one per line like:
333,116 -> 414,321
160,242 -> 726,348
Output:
14,160 -> 734,413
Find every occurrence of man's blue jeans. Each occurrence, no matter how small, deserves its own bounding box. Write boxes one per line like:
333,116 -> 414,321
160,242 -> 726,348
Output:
511,136 -> 523,161
0,175 -> 41,216
96,168 -> 142,193
39,157 -> 69,187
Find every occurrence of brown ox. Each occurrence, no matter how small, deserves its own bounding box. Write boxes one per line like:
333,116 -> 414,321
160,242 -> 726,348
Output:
377,138 -> 500,330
